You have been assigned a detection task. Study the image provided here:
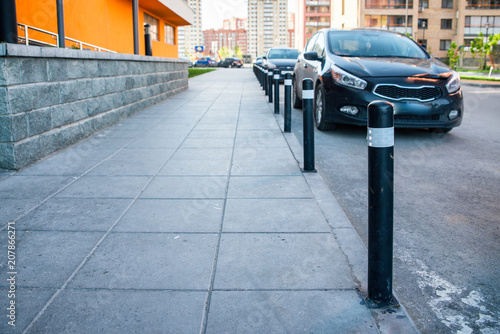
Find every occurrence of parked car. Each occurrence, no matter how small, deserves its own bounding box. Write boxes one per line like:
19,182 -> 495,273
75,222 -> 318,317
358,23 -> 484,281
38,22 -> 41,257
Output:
253,57 -> 264,65
264,47 -> 300,79
293,28 -> 463,132
218,57 -> 243,68
179,56 -> 193,68
194,57 -> 217,67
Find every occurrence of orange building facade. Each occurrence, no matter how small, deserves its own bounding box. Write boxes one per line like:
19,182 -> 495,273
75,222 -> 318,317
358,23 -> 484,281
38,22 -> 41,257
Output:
15,0 -> 193,58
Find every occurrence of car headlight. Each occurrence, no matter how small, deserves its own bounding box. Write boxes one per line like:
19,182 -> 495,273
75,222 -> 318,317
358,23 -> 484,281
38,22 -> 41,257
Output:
445,71 -> 461,94
331,65 -> 367,90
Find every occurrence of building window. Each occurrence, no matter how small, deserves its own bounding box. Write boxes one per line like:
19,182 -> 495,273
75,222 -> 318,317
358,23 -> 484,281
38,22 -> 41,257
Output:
442,0 -> 453,8
464,16 -> 500,36
144,13 -> 159,41
418,18 -> 428,29
365,15 -> 413,34
441,19 -> 452,29
419,0 -> 429,8
366,0 -> 413,9
165,24 -> 175,45
440,39 -> 451,50
466,0 -> 500,9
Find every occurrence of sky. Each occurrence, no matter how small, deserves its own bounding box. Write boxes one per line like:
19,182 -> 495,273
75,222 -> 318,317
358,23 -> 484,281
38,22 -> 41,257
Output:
202,0 -> 296,30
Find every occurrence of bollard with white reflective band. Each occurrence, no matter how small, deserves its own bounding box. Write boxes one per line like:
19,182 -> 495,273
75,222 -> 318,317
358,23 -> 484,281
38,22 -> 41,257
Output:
284,73 -> 292,132
274,69 -> 280,114
367,100 -> 395,307
302,79 -> 316,172
268,70 -> 273,103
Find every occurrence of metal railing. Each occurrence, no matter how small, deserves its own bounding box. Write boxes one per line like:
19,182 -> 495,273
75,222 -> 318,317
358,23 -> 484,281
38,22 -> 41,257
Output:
17,23 -> 117,53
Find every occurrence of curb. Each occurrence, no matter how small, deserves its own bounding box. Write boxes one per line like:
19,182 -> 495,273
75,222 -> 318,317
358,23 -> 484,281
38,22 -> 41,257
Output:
461,80 -> 500,88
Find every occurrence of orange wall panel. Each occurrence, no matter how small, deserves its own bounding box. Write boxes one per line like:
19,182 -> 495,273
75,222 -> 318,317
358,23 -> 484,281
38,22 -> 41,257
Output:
15,0 -> 180,58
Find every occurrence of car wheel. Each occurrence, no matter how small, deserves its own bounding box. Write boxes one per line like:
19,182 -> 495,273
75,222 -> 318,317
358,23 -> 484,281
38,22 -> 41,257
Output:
314,84 -> 335,131
292,77 -> 302,109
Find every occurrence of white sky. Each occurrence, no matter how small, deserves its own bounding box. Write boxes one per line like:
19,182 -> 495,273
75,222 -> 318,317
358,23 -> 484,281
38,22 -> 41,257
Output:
202,0 -> 296,30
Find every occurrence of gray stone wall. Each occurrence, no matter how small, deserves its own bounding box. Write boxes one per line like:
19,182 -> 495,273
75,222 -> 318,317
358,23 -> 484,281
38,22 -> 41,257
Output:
0,44 -> 188,170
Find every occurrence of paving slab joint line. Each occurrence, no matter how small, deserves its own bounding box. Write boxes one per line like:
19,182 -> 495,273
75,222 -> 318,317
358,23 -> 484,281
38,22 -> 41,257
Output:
271,105 -> 421,334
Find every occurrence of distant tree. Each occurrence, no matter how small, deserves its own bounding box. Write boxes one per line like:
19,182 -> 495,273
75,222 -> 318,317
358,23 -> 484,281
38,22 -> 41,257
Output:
219,46 -> 231,60
234,45 -> 243,59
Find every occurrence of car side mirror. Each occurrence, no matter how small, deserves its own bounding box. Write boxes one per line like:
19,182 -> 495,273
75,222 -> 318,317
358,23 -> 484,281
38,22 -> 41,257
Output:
304,51 -> 321,61
263,56 -> 267,60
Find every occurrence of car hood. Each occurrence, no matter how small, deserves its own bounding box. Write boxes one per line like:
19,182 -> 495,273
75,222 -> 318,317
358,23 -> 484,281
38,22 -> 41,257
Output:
267,59 -> 297,68
334,56 -> 452,79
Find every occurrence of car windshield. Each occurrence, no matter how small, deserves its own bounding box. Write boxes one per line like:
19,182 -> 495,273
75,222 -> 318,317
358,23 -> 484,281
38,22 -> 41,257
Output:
327,30 -> 428,59
268,49 -> 300,59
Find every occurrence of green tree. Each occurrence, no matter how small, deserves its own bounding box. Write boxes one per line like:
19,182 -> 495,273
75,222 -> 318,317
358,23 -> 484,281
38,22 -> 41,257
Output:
233,45 -> 243,59
447,42 -> 461,70
470,32 -> 486,70
218,46 -> 231,60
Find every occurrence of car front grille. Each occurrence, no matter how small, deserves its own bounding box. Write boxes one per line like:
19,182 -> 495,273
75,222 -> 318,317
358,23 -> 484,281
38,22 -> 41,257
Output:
373,84 -> 442,102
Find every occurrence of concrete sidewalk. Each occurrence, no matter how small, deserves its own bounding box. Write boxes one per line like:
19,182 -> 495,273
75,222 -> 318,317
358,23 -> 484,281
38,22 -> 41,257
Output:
1,69 -> 418,333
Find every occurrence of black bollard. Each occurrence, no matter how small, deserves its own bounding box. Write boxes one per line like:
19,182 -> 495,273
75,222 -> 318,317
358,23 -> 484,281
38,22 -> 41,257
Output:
274,69 -> 280,114
367,100 -> 395,307
144,24 -> 152,56
302,79 -> 316,172
0,0 -> 18,44
264,69 -> 269,96
284,73 -> 292,132
268,69 -> 273,103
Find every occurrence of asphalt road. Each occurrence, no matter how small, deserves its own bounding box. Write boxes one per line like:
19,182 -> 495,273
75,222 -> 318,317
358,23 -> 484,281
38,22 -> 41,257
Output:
289,85 -> 500,333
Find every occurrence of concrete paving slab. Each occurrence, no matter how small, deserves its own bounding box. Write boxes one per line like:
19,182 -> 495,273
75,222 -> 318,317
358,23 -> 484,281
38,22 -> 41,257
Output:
231,159 -> 302,176
227,176 -> 313,199
87,148 -> 175,176
70,233 -> 217,290
125,136 -> 186,149
27,290 -> 206,334
235,135 -> 289,148
0,198 -> 40,225
181,138 -> 235,148
206,290 -> 378,334
0,288 -> 56,334
0,175 -> 74,199
214,233 -> 355,290
159,159 -> 231,176
55,175 -> 149,199
140,176 -> 228,199
170,148 -> 233,161
187,130 -> 236,139
16,198 -> 132,231
233,147 -> 296,160
115,199 -> 223,233
222,199 -> 331,232
0,231 -> 103,288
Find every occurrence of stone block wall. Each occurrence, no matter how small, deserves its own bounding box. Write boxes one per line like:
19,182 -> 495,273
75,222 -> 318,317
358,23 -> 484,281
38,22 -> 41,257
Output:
0,44 -> 188,170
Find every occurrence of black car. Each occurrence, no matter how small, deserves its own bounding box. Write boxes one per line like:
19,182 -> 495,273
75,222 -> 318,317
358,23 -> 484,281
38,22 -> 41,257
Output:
218,57 -> 243,68
264,48 -> 300,79
293,29 -> 463,132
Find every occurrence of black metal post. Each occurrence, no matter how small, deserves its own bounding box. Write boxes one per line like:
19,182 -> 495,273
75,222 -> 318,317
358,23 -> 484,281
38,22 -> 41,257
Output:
264,69 -> 269,96
56,0 -> 65,48
132,0 -> 139,55
274,69 -> 280,114
302,79 -> 315,172
268,70 -> 273,103
0,0 -> 18,44
284,73 -> 292,132
144,24 -> 152,56
367,100 -> 395,307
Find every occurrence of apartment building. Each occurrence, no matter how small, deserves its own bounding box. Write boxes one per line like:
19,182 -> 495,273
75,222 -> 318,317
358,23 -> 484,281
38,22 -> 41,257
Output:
178,0 -> 202,57
248,0 -> 289,58
203,27 -> 248,57
295,0 -> 332,51
299,0 -> 500,58
223,17 -> 248,30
